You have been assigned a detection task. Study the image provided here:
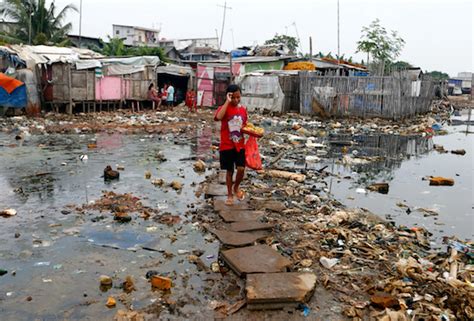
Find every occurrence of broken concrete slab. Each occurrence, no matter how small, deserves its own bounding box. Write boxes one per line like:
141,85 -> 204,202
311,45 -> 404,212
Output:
221,245 -> 291,276
246,272 -> 317,310
229,221 -> 274,232
214,198 -> 250,212
204,183 -> 228,198
251,200 -> 286,212
209,229 -> 269,247
218,210 -> 264,223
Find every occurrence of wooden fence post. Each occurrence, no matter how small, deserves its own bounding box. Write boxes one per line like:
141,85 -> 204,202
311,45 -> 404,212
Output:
67,64 -> 73,114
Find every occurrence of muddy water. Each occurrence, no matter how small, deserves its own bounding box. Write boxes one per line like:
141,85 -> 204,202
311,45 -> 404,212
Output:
0,131 -> 218,320
265,111 -> 473,244
323,112 -> 473,244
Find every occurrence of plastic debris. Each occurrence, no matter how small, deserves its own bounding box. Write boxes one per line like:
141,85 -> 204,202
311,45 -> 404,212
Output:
99,275 -> 113,286
193,160 -> 206,172
0,209 -> 17,217
105,297 -> 116,308
319,257 -> 338,269
429,177 -> 454,186
150,276 -> 172,290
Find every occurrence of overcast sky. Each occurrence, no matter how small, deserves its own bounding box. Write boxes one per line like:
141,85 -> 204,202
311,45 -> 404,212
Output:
54,0 -> 472,76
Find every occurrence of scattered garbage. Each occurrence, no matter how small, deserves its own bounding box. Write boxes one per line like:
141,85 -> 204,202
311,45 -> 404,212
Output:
99,275 -> 113,286
0,208 -> 17,217
170,180 -> 183,191
105,297 -> 116,308
319,257 -> 338,269
122,276 -> 135,293
151,178 -> 164,186
370,292 -> 399,309
211,262 -> 220,273
104,165 -> 120,180
114,212 -> 132,223
144,171 -> 152,179
429,177 -> 454,186
367,183 -> 389,194
150,276 -> 172,290
451,149 -> 466,155
266,170 -> 306,182
355,188 -> 367,194
193,160 -> 206,172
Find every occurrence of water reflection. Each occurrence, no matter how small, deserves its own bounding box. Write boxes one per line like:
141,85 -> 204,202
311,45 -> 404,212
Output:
325,134 -> 433,187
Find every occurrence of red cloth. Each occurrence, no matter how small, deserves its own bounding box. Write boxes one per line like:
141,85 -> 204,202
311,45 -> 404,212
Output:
214,104 -> 248,151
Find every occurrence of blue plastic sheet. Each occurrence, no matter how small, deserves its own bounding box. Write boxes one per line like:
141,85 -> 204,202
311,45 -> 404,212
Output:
0,85 -> 27,108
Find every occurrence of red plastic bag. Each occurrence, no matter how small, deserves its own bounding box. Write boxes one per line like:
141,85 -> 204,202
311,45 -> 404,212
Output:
245,136 -> 262,170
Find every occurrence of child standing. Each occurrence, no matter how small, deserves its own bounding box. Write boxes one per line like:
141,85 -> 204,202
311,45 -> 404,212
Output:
166,83 -> 175,108
214,84 -> 247,205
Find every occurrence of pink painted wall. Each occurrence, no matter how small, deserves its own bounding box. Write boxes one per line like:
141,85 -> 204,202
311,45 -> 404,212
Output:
95,76 -> 130,101
196,63 -> 242,106
197,65 -> 214,106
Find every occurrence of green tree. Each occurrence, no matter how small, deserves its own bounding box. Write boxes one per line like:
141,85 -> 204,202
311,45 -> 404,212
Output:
101,36 -> 126,56
356,19 -> 405,74
0,0 -> 77,46
264,34 -> 299,55
389,60 -> 413,71
424,70 -> 450,81
101,37 -> 167,62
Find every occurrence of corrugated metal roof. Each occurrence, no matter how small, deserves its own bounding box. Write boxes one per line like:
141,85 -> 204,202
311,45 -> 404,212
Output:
311,58 -> 342,69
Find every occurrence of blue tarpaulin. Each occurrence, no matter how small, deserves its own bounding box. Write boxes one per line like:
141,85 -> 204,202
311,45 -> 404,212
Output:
0,73 -> 27,108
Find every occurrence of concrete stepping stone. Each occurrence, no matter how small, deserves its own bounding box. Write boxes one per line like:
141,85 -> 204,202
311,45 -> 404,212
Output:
209,229 -> 269,247
251,200 -> 286,212
204,183 -> 228,197
218,210 -> 264,223
246,272 -> 317,310
229,221 -> 274,232
221,245 -> 291,276
214,198 -> 250,212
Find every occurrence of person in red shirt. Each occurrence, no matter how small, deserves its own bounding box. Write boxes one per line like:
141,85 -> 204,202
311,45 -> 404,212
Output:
214,84 -> 248,205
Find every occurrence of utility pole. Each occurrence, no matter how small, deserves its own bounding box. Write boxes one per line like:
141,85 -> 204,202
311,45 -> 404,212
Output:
217,1 -> 232,51
292,22 -> 301,54
230,28 -> 235,49
337,0 -> 340,62
78,0 -> 83,48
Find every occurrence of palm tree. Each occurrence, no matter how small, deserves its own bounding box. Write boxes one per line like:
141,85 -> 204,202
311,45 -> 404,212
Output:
0,0 -> 77,46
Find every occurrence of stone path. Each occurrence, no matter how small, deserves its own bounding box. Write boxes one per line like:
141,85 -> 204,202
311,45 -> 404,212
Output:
209,170 -> 317,310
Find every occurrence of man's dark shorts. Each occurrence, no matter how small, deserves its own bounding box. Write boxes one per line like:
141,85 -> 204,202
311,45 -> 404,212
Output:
220,148 -> 245,171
